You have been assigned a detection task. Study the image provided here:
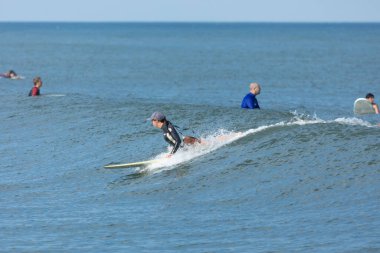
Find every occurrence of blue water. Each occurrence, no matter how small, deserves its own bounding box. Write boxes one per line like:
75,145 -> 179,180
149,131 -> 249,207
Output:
1,22 -> 380,252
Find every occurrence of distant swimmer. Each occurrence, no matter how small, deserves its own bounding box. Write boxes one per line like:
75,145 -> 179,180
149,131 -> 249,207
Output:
241,82 -> 261,109
365,93 -> 379,114
28,76 -> 43,96
0,70 -> 20,79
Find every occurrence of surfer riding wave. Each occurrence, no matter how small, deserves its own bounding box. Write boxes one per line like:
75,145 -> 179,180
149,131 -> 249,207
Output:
148,111 -> 243,157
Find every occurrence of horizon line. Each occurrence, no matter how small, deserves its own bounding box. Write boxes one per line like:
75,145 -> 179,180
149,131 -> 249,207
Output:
1,20 -> 379,24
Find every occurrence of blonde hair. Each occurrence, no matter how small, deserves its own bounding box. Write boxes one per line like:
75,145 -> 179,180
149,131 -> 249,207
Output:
33,76 -> 42,85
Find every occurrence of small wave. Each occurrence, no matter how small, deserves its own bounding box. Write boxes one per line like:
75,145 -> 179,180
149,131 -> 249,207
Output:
142,114 -> 376,174
143,118 -> 323,173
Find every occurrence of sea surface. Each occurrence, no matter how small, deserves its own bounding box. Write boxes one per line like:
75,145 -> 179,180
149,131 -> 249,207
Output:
0,22 -> 379,252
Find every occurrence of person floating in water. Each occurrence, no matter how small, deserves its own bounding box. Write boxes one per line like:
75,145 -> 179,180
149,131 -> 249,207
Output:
365,93 -> 379,114
28,76 -> 43,96
149,112 -> 203,157
0,70 -> 19,79
241,82 -> 261,109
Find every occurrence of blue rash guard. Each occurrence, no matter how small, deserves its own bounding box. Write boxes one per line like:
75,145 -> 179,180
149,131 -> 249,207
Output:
241,93 -> 260,109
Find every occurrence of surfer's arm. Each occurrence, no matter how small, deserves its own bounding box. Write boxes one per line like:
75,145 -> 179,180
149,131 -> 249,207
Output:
169,137 -> 181,154
373,103 -> 379,114
169,128 -> 182,154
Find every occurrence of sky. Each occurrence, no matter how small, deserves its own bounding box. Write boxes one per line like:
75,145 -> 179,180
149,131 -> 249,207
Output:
0,0 -> 379,22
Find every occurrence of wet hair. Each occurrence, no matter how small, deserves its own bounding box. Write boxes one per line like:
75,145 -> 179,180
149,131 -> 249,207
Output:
183,136 -> 201,145
33,76 -> 42,85
9,70 -> 16,75
366,93 -> 375,99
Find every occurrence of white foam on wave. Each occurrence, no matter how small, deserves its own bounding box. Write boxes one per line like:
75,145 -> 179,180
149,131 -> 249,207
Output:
290,111 -> 375,128
145,130 -> 245,174
333,117 -> 374,127
142,114 -> 376,173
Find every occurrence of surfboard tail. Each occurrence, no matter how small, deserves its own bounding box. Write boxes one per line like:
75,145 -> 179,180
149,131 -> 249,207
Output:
104,159 -> 163,169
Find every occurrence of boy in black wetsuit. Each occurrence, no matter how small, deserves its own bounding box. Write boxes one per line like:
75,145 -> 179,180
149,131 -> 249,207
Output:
149,112 -> 203,157
149,112 -> 183,157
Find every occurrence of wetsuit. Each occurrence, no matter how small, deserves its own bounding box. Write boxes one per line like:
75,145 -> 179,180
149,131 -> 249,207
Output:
241,93 -> 260,109
28,87 -> 40,96
161,121 -> 182,154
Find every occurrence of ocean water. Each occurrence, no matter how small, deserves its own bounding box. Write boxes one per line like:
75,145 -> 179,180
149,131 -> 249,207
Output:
0,22 -> 380,252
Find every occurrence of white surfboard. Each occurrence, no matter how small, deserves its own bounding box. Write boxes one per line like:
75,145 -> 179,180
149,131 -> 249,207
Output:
354,98 -> 376,115
104,159 -> 163,169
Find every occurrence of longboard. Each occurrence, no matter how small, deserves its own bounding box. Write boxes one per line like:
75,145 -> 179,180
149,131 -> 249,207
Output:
354,98 -> 376,115
104,159 -> 163,169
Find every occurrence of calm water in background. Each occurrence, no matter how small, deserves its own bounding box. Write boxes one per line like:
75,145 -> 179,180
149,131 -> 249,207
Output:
0,22 -> 379,252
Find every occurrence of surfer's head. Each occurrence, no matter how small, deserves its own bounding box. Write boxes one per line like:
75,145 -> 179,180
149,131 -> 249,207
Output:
149,112 -> 166,122
366,93 -> 375,103
149,112 -> 166,128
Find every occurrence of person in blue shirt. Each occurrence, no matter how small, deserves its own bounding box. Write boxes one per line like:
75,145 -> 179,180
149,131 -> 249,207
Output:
241,82 -> 261,109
